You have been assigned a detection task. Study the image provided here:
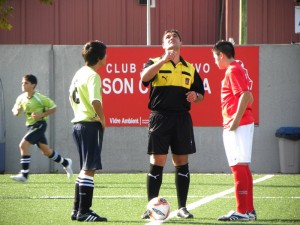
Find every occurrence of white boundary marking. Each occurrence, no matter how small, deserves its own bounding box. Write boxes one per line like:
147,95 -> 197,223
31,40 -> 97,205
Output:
2,194 -> 299,200
146,174 -> 274,225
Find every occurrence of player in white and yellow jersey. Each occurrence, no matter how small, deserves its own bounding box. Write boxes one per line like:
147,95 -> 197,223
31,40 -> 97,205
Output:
69,40 -> 108,222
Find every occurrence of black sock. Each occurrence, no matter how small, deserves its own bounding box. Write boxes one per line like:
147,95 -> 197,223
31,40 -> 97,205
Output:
49,150 -> 68,167
78,175 -> 94,214
147,164 -> 163,201
20,155 -> 31,178
175,163 -> 190,208
73,177 -> 80,211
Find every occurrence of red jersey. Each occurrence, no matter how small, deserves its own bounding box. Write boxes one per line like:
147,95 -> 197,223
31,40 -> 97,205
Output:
221,60 -> 254,128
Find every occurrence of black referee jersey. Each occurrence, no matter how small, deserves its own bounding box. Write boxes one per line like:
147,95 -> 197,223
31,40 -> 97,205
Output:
142,56 -> 205,112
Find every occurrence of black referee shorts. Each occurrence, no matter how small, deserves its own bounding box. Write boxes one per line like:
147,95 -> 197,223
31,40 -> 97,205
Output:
72,122 -> 104,170
147,111 -> 196,155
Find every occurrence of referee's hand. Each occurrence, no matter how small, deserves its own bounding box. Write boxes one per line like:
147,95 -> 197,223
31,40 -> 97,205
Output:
186,91 -> 198,102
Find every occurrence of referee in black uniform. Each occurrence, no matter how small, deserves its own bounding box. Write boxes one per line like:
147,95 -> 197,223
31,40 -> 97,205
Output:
140,29 -> 205,219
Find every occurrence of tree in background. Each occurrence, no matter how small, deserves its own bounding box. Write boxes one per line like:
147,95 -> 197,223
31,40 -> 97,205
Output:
0,0 -> 54,30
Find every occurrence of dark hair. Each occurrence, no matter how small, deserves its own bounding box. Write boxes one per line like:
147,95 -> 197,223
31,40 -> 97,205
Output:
23,74 -> 37,85
162,29 -> 182,42
212,40 -> 235,59
82,40 -> 107,66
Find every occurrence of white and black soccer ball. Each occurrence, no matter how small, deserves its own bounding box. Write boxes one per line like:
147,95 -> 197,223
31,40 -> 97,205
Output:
147,197 -> 170,220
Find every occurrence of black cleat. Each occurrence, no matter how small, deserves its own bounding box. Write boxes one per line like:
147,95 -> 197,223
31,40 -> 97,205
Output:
141,209 -> 150,219
77,210 -> 107,222
248,209 -> 257,221
177,207 -> 194,219
71,210 -> 78,221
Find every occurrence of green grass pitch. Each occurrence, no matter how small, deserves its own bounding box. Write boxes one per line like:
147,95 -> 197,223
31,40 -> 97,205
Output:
0,173 -> 299,225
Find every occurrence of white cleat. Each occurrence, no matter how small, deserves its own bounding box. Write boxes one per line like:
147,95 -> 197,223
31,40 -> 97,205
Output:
10,173 -> 28,183
64,158 -> 73,179
218,210 -> 249,221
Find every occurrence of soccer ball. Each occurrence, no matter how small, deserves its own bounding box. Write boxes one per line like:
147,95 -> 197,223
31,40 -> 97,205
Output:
147,197 -> 170,220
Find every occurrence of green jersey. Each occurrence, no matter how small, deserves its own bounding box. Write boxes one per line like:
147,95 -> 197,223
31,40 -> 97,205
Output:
69,66 -> 102,123
14,92 -> 56,126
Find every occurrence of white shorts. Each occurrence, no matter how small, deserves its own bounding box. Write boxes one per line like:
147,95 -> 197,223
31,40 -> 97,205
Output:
223,123 -> 254,166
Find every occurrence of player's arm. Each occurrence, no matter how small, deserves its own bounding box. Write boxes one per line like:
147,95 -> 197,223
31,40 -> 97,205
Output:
229,91 -> 252,131
31,107 -> 56,120
69,96 -> 73,105
249,92 -> 254,104
186,69 -> 205,103
140,59 -> 164,82
186,91 -> 203,103
141,51 -> 176,82
195,92 -> 204,102
12,103 -> 22,116
92,100 -> 106,130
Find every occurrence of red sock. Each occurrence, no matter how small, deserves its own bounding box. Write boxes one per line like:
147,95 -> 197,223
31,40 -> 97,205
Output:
231,165 -> 248,214
245,165 -> 254,212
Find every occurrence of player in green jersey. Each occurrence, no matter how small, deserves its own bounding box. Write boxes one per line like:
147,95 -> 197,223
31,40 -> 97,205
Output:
69,40 -> 107,222
11,74 -> 73,182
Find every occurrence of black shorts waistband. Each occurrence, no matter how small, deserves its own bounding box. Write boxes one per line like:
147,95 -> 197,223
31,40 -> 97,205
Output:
73,121 -> 99,125
26,120 -> 46,128
151,110 -> 189,116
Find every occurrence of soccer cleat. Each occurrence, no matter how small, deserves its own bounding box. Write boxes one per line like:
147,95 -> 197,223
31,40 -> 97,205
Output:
77,210 -> 107,222
71,210 -> 78,221
248,209 -> 257,221
10,173 -> 27,183
177,207 -> 194,219
218,210 -> 249,221
141,209 -> 150,219
64,158 -> 73,179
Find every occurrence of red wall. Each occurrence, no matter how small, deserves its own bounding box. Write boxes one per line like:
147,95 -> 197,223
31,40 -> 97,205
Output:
226,0 -> 300,44
0,0 -> 299,45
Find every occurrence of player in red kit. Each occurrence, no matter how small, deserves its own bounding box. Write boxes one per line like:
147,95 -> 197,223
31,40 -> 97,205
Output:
212,40 -> 256,222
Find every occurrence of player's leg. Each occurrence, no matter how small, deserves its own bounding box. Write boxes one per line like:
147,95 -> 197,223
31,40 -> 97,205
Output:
218,124 -> 254,221
245,165 -> 254,211
76,169 -> 98,221
245,165 -> 256,220
10,122 -> 39,182
235,123 -> 255,218
147,154 -> 167,200
172,155 -> 189,207
10,138 -> 31,182
231,164 -> 248,214
171,112 -> 195,218
217,164 -> 250,221
71,123 -> 82,220
172,155 -> 193,218
142,112 -> 170,219
242,123 -> 256,220
146,111 -> 170,200
38,143 -> 73,179
72,122 -> 107,222
141,154 -> 167,219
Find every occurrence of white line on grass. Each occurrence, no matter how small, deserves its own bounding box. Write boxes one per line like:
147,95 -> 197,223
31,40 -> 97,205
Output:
3,194 -> 300,200
145,174 -> 274,225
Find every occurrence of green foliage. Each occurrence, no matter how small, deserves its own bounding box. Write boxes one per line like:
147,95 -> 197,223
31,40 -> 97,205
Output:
0,0 -> 13,30
0,173 -> 299,225
0,0 -> 54,31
